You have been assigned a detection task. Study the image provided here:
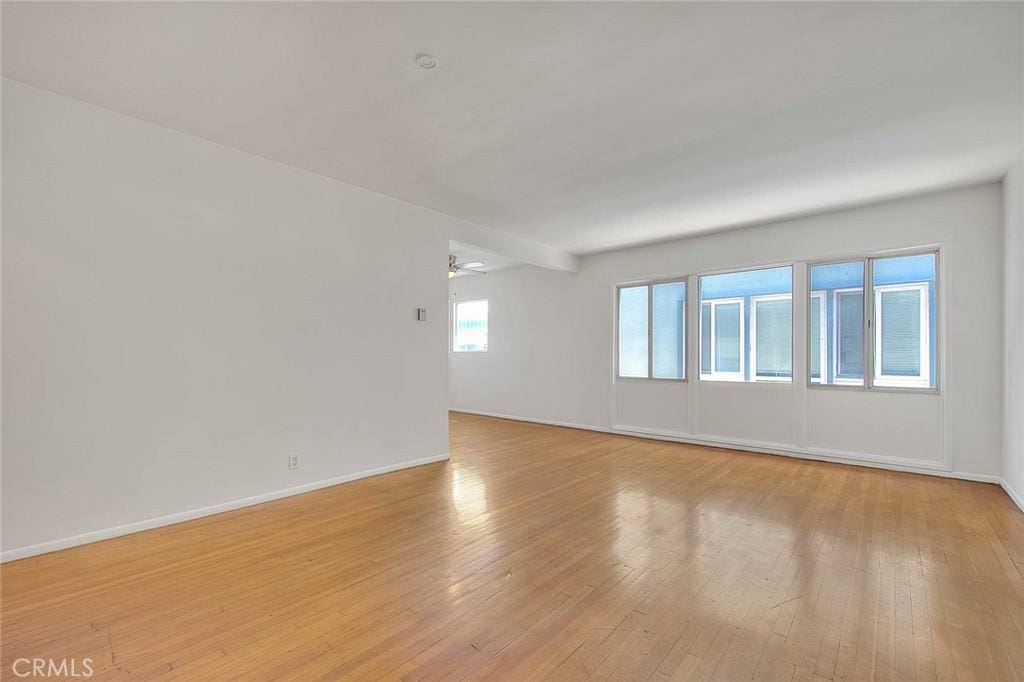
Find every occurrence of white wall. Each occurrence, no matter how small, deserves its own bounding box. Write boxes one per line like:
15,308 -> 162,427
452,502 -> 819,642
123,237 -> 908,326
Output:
451,184 -> 1005,479
2,80 -> 461,556
1002,10 -> 1024,509
1005,153 -> 1024,505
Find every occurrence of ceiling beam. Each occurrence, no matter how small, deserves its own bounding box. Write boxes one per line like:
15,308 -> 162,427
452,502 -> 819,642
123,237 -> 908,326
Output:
446,219 -> 579,273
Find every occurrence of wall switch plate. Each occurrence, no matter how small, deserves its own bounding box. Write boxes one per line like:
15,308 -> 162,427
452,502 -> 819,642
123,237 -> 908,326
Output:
416,308 -> 427,321
288,452 -> 301,470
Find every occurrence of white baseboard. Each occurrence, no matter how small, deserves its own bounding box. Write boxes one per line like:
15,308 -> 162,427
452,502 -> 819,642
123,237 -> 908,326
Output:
1001,478 -> 1024,513
611,423 -> 955,475
451,408 -> 611,434
1,452 -> 449,563
451,408 -> 1014,492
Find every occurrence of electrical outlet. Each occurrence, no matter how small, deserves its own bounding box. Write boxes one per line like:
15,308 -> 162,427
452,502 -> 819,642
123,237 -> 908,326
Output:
288,452 -> 301,470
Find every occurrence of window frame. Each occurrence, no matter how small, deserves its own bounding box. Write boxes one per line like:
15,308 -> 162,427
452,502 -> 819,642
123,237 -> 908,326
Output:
700,297 -> 746,382
873,281 -> 930,388
809,291 -> 826,384
750,293 -> 793,383
806,247 -> 939,394
452,298 -> 489,353
614,278 -> 688,381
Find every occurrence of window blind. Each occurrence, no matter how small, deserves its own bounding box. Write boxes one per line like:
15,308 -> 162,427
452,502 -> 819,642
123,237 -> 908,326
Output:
714,302 -> 741,373
836,291 -> 864,377
880,289 -> 921,376
755,299 -> 791,378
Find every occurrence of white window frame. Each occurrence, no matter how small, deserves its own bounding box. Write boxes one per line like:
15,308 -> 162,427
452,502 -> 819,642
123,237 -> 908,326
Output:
832,287 -> 865,386
873,282 -> 930,388
452,298 -> 488,353
749,293 -> 793,383
700,297 -> 745,382
615,279 -> 687,381
809,291 -> 826,384
807,248 -> 938,393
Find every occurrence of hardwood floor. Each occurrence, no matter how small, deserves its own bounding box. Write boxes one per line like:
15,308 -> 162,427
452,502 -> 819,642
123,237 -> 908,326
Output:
3,413 -> 1023,680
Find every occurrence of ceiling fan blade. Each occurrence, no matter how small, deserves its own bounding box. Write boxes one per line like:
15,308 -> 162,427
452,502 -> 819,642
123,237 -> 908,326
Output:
456,268 -> 486,276
456,261 -> 485,269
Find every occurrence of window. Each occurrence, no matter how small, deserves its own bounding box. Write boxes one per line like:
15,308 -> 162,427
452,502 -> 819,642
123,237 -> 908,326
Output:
700,266 -> 792,382
808,261 -> 865,386
652,282 -> 686,379
612,251 -> 937,389
834,289 -> 865,384
873,253 -> 935,388
809,252 -> 936,390
809,292 -> 825,383
617,280 -> 685,379
617,285 -> 648,377
700,299 -> 744,380
453,299 -> 488,352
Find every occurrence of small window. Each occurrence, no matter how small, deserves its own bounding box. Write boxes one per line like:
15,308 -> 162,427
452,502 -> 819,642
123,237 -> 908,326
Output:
809,261 -> 865,386
652,281 -> 686,379
872,253 -> 935,388
700,298 -> 744,380
453,299 -> 488,352
617,285 -> 649,377
834,288 -> 865,384
700,266 -> 791,382
617,280 -> 686,379
875,284 -> 929,386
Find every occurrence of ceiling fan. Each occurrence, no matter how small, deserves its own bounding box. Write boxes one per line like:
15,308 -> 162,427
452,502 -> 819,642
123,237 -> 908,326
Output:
449,255 -> 486,278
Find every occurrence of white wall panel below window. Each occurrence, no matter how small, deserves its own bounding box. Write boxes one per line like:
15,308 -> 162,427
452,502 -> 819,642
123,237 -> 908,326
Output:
613,380 -> 689,435
806,390 -> 943,465
696,382 -> 795,445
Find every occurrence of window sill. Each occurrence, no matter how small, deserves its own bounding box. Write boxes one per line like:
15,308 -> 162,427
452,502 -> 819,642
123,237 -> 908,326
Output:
807,383 -> 939,396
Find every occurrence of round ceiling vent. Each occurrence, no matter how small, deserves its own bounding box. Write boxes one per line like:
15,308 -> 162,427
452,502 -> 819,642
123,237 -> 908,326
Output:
415,54 -> 438,70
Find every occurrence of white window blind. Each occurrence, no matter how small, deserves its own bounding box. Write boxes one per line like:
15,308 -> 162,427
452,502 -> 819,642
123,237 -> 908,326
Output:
751,295 -> 792,380
874,283 -> 929,387
835,289 -> 864,381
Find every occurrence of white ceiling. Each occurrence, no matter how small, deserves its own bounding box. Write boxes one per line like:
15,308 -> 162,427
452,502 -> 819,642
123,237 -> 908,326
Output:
4,2 -> 1022,257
